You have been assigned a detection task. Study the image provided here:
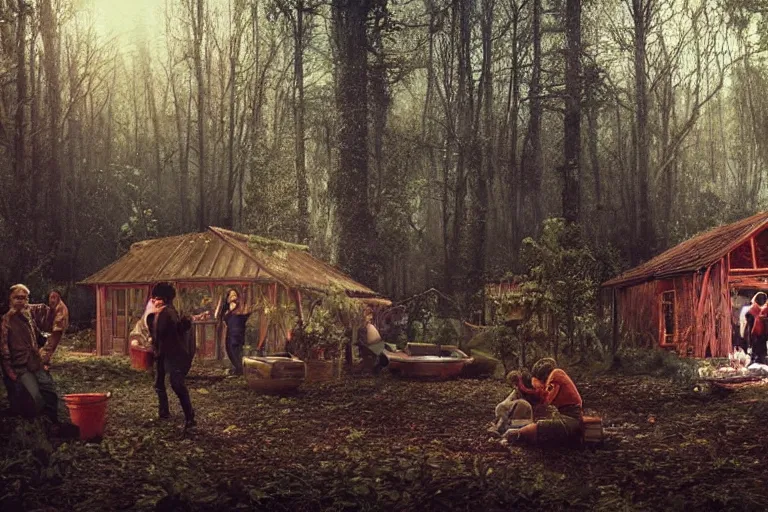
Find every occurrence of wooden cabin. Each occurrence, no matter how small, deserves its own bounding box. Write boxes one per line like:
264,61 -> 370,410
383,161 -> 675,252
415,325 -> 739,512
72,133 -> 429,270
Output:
602,212 -> 768,358
79,227 -> 390,357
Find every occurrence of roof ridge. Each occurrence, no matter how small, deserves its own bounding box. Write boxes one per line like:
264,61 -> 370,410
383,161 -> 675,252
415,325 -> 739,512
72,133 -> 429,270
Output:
603,211 -> 768,288
206,227 -> 285,287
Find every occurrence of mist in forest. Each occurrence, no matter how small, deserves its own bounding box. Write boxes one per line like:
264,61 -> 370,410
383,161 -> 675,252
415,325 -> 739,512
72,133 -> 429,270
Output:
1,0 -> 766,315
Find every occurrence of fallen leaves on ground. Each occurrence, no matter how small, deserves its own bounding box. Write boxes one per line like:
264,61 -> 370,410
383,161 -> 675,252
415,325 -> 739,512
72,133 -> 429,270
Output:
1,346 -> 768,511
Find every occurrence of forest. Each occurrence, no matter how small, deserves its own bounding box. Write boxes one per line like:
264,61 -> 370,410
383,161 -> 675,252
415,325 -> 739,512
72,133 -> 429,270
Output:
1,0 -> 768,510
0,0 -> 765,311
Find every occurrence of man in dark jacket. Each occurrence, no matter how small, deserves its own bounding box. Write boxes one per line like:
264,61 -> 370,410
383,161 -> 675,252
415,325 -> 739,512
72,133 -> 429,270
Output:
0,284 -> 78,437
150,282 -> 196,429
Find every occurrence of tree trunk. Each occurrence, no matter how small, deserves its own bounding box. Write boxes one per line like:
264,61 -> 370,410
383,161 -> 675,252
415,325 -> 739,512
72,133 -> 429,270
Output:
525,0 -> 543,231
471,0 -> 493,320
226,3 -> 244,229
445,0 -> 473,298
194,0 -> 207,231
562,0 -> 581,226
507,1 -> 522,249
294,1 -> 309,243
40,0 -> 62,246
171,72 -> 190,230
13,0 -> 29,274
632,0 -> 654,261
331,0 -> 376,286
30,18 -> 40,243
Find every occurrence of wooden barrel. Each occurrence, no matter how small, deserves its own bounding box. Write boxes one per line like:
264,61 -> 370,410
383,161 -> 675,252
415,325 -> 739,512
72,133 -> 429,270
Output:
305,360 -> 335,382
243,355 -> 305,393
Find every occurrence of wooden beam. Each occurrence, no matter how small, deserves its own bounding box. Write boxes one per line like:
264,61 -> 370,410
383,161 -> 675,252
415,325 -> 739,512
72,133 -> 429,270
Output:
96,285 -> 103,356
611,288 -> 619,356
751,237 -> 758,269
695,266 -> 712,355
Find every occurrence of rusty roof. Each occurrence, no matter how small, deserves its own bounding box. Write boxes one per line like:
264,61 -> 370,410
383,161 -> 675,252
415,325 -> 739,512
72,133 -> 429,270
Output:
602,211 -> 768,289
79,227 -> 382,298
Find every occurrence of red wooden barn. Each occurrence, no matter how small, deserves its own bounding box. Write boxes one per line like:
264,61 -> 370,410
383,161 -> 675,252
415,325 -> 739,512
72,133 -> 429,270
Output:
602,211 -> 768,358
79,227 -> 390,358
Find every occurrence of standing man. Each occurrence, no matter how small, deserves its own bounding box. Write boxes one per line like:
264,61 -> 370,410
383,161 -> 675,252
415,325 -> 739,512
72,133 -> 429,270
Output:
0,284 -> 77,436
150,282 -> 196,429
29,289 -> 70,365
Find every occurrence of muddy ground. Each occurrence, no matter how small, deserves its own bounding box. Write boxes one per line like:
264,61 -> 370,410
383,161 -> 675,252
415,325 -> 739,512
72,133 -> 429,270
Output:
1,345 -> 767,512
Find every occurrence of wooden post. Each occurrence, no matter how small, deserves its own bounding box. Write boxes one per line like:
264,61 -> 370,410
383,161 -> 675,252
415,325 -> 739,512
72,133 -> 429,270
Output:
695,266 -> 712,357
95,285 -> 103,356
611,288 -> 619,356
294,289 -> 304,323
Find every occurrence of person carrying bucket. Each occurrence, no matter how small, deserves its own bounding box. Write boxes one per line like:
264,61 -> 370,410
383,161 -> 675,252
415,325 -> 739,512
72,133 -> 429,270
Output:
0,284 -> 79,438
149,282 -> 196,430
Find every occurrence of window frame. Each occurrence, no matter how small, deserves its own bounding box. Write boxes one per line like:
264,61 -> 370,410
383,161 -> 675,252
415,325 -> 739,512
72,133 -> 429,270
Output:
659,289 -> 677,347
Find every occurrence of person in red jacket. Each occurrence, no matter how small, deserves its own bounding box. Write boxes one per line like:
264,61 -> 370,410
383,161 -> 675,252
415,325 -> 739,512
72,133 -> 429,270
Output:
502,357 -> 583,446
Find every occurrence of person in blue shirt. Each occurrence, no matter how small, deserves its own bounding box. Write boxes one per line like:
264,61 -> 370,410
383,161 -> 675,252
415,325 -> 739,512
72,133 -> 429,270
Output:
217,288 -> 251,376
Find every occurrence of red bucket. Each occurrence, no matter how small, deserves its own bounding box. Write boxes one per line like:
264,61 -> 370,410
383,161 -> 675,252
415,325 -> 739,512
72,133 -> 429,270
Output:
63,393 -> 111,441
130,346 -> 154,371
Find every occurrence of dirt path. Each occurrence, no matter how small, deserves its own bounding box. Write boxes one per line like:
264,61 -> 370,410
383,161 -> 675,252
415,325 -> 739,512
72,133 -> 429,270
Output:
2,349 -> 768,511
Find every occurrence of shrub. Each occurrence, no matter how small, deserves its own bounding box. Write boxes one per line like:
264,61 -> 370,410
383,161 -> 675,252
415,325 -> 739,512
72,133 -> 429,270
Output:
609,347 -> 699,383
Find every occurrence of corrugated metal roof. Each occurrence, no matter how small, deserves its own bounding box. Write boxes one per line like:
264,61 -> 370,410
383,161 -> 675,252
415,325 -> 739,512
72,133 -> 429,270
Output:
603,211 -> 768,289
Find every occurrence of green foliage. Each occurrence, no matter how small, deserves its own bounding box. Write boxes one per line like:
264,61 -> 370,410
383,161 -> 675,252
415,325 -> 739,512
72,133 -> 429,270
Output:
519,219 -> 600,358
1,418 -> 74,490
243,140 -> 299,242
402,289 -> 462,345
66,330 -> 97,353
289,305 -> 346,360
609,347 -> 700,383
303,287 -> 366,369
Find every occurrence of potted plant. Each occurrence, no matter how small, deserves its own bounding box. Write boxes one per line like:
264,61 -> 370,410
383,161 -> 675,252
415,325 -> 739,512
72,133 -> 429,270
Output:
288,308 -> 339,382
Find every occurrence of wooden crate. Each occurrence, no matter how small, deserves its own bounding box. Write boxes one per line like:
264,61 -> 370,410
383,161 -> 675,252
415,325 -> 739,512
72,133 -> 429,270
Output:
243,356 -> 305,393
305,360 -> 335,382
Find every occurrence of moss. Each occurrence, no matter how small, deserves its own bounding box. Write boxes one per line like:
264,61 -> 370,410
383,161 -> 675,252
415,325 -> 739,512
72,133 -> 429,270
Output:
247,235 -> 309,254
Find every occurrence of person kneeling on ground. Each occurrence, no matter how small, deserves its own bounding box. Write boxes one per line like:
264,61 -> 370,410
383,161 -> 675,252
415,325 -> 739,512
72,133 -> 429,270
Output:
0,284 -> 78,438
150,282 -> 196,430
501,357 -> 583,446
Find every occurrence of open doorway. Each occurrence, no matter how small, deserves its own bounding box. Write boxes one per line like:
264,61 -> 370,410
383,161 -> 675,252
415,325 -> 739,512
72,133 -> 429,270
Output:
731,286 -> 768,357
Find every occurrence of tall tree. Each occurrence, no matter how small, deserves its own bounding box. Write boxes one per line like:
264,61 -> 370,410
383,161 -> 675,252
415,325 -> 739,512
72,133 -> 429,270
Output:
331,0 -> 376,286
12,0 -> 30,274
191,0 -> 207,231
522,0 -> 542,233
562,0 -> 581,226
630,0 -> 654,261
39,0 -> 62,247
